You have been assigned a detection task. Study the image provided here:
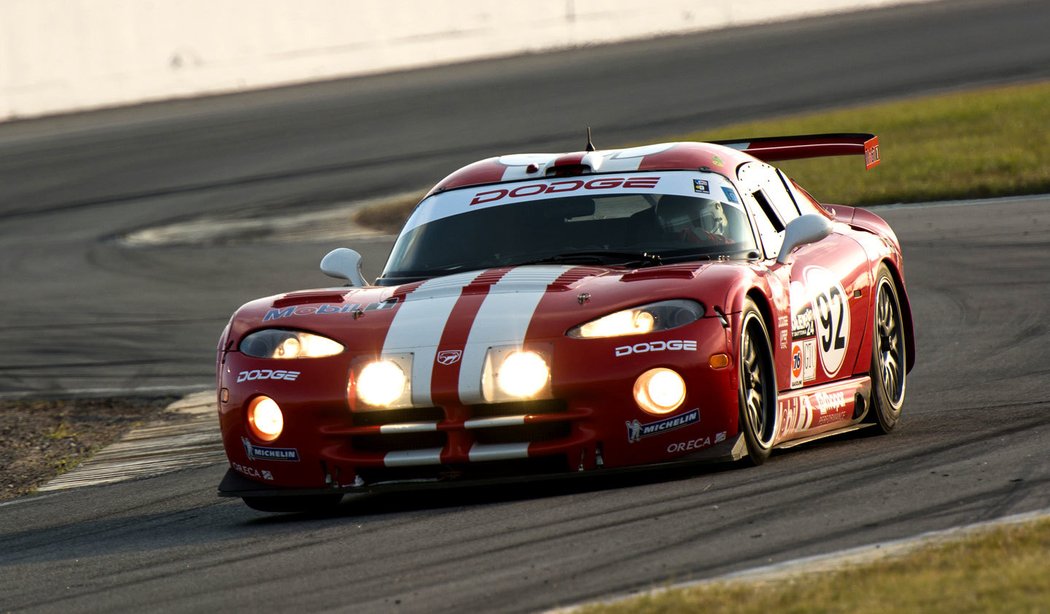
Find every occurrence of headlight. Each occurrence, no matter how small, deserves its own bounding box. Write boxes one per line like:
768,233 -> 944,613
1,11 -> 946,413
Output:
352,355 -> 413,409
482,347 -> 552,402
240,329 -> 343,359
567,300 -> 704,339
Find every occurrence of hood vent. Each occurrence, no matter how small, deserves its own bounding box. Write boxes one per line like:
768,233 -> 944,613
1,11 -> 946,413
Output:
272,292 -> 346,308
620,264 -> 706,282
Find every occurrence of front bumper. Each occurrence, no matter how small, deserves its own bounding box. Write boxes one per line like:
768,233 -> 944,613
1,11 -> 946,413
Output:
218,317 -> 738,494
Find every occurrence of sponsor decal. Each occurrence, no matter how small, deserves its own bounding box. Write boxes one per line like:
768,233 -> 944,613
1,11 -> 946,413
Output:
365,299 -> 398,311
615,339 -> 697,357
242,437 -> 300,462
264,303 -> 360,322
712,155 -> 724,167
436,350 -> 462,366
469,177 -> 661,206
813,390 -> 847,413
626,408 -> 700,443
693,179 -> 710,194
802,339 -> 817,382
778,396 -> 808,437
805,266 -> 851,377
791,305 -> 815,340
779,328 -> 788,350
231,461 -> 275,481
789,340 -> 817,389
865,143 -> 880,167
721,186 -> 739,204
236,369 -> 300,383
263,300 -> 395,321
790,343 -> 804,389
666,430 -> 728,454
778,389 -> 852,436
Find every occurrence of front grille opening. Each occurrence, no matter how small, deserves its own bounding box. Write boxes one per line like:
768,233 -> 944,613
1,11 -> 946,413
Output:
351,431 -> 447,453
472,422 -> 571,445
468,399 -> 567,419
351,406 -> 444,427
357,455 -> 571,485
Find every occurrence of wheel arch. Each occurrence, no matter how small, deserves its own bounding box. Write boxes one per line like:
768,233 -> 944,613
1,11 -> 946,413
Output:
744,288 -> 776,343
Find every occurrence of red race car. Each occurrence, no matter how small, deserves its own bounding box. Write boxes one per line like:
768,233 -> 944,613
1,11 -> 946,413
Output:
216,133 -> 914,512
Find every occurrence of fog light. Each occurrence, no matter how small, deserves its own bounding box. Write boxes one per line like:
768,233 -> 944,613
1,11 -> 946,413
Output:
356,360 -> 408,407
497,351 -> 550,399
247,396 -> 283,442
633,368 -> 686,415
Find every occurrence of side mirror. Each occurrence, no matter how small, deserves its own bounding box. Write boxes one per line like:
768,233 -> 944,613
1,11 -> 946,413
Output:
320,248 -> 367,287
776,214 -> 833,264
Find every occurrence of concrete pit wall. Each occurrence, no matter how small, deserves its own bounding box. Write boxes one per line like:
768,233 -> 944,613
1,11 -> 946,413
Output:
0,0 -> 931,121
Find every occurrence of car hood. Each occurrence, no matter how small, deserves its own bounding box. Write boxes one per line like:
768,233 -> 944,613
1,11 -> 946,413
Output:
224,262 -> 745,351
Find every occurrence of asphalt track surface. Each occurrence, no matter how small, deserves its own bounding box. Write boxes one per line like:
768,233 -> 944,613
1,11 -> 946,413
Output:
2,0 -> 1050,611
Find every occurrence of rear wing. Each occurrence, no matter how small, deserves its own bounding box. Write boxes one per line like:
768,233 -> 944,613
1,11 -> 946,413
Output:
711,133 -> 881,170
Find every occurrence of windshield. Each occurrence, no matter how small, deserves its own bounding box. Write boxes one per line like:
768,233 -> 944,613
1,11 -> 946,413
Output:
379,172 -> 758,283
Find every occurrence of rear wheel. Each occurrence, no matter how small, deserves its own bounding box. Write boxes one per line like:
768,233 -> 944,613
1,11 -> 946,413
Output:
242,494 -> 343,513
738,299 -> 778,465
867,265 -> 907,432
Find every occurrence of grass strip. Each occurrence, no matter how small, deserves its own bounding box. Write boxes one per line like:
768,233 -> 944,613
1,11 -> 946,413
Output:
579,517 -> 1050,614
682,80 -> 1050,206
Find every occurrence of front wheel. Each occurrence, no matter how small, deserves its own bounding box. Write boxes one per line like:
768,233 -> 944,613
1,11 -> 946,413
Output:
867,264 -> 907,433
738,299 -> 778,465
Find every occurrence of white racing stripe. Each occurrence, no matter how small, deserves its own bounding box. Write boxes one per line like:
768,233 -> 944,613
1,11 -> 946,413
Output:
381,270 -> 486,406
464,416 -> 526,429
383,448 -> 443,467
458,266 -> 570,404
378,422 -> 439,434
468,443 -> 531,462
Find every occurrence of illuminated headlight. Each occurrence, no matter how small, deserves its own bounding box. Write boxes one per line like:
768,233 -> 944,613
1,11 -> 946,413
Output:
240,329 -> 343,359
247,396 -> 284,441
482,347 -> 552,402
353,356 -> 412,409
568,300 -> 704,339
633,368 -> 686,415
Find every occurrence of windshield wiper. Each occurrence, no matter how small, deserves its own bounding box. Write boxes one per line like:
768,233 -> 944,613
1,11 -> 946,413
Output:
516,251 -> 664,268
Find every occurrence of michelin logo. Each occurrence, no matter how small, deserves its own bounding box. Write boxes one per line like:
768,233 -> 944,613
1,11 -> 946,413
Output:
242,437 -> 300,462
626,409 -> 700,443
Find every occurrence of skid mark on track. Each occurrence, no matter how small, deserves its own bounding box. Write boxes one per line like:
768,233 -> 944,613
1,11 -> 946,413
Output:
38,391 -> 225,492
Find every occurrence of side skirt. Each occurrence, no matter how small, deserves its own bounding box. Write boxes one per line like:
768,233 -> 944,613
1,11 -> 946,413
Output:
774,375 -> 872,447
776,423 -> 875,449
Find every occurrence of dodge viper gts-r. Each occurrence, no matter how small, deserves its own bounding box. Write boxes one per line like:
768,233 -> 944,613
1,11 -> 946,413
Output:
215,133 -> 913,512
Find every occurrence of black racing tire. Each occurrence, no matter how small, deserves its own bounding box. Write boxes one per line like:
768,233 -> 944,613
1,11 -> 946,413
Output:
867,264 -> 907,433
242,494 -> 343,513
738,299 -> 778,465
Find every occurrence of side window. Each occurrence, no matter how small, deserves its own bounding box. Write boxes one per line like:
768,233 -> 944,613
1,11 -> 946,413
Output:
752,190 -> 785,232
745,189 -> 784,259
776,169 -> 804,215
760,167 -> 797,222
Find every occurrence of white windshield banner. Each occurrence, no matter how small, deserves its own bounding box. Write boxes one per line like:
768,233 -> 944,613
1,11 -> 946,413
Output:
403,171 -> 743,233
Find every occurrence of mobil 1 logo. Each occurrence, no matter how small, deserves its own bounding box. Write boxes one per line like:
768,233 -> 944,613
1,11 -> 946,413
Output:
804,266 -> 849,377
